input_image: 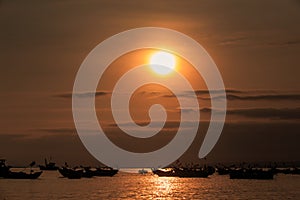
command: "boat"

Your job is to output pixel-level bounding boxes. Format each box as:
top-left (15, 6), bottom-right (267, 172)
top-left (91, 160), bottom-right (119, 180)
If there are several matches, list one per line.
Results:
top-left (58, 166), bottom-right (118, 178)
top-left (138, 168), bottom-right (148, 174)
top-left (282, 167), bottom-right (300, 175)
top-left (0, 159), bottom-right (11, 177)
top-left (152, 167), bottom-right (211, 178)
top-left (3, 171), bottom-right (43, 179)
top-left (176, 168), bottom-right (209, 178)
top-left (216, 167), bottom-right (230, 175)
top-left (39, 158), bottom-right (58, 170)
top-left (94, 167), bottom-right (118, 177)
top-left (58, 167), bottom-right (83, 179)
top-left (82, 167), bottom-right (94, 178)
top-left (1, 160), bottom-right (42, 179)
top-left (229, 168), bottom-right (274, 180)
top-left (152, 168), bottom-right (178, 177)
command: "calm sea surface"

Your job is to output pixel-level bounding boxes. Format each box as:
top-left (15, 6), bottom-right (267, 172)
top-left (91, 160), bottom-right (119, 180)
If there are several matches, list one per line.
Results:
top-left (0, 170), bottom-right (299, 200)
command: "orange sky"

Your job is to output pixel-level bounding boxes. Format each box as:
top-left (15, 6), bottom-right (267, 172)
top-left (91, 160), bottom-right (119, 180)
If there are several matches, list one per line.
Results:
top-left (0, 0), bottom-right (299, 166)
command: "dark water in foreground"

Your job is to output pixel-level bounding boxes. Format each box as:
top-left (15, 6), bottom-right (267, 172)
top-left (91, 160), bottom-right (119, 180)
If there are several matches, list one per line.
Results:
top-left (0, 170), bottom-right (299, 200)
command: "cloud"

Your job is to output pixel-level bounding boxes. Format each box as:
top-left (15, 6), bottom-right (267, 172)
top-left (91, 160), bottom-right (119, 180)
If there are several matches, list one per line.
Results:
top-left (195, 89), bottom-right (300, 101)
top-left (225, 94), bottom-right (300, 101)
top-left (162, 88), bottom-right (244, 98)
top-left (218, 36), bottom-right (248, 46)
top-left (227, 107), bottom-right (300, 120)
top-left (36, 128), bottom-right (76, 134)
top-left (54, 89), bottom-right (300, 102)
top-left (108, 120), bottom-right (197, 131)
top-left (162, 89), bottom-right (300, 102)
top-left (194, 89), bottom-right (243, 95)
top-left (177, 106), bottom-right (300, 120)
top-left (54, 91), bottom-right (110, 99)
top-left (197, 93), bottom-right (300, 101)
top-left (266, 40), bottom-right (300, 47)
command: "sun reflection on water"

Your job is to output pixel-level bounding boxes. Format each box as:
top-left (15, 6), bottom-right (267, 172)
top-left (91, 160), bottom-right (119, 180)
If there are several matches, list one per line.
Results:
top-left (153, 177), bottom-right (176, 198)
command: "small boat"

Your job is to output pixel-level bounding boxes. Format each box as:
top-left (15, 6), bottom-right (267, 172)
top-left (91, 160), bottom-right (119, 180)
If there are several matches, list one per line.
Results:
top-left (176, 168), bottom-right (209, 178)
top-left (0, 159), bottom-right (11, 177)
top-left (58, 167), bottom-right (83, 179)
top-left (216, 167), bottom-right (230, 175)
top-left (138, 168), bottom-right (148, 174)
top-left (229, 168), bottom-right (274, 180)
top-left (39, 158), bottom-right (58, 170)
top-left (1, 160), bottom-right (42, 179)
top-left (152, 167), bottom-right (211, 178)
top-left (94, 167), bottom-right (118, 177)
top-left (77, 166), bottom-right (118, 177)
top-left (282, 167), bottom-right (300, 175)
top-left (152, 168), bottom-right (178, 177)
top-left (58, 166), bottom-right (118, 178)
top-left (3, 171), bottom-right (43, 179)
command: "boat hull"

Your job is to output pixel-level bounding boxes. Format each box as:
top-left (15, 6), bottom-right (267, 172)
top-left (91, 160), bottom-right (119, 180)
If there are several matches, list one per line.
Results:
top-left (229, 169), bottom-right (274, 180)
top-left (3, 171), bottom-right (43, 179)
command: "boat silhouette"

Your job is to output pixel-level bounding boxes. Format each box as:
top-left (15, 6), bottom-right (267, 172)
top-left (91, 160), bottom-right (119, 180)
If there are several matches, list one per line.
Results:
top-left (0, 159), bottom-right (11, 177)
top-left (39, 158), bottom-right (59, 170)
top-left (1, 160), bottom-right (42, 179)
top-left (138, 168), bottom-right (148, 174)
top-left (229, 168), bottom-right (274, 180)
top-left (3, 170), bottom-right (43, 179)
top-left (58, 167), bottom-right (83, 179)
top-left (152, 167), bottom-right (211, 178)
top-left (58, 166), bottom-right (118, 179)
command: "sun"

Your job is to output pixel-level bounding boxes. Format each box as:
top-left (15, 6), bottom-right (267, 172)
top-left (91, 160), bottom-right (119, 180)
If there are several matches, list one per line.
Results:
top-left (149, 51), bottom-right (176, 75)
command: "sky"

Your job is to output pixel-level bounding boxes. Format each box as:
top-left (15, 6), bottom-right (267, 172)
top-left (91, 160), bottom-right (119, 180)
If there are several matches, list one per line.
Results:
top-left (0, 0), bottom-right (299, 166)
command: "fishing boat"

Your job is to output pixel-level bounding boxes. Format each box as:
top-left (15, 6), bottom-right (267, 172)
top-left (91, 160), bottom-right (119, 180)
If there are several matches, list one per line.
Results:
top-left (94, 167), bottom-right (118, 177)
top-left (176, 168), bottom-right (210, 178)
top-left (138, 168), bottom-right (148, 174)
top-left (229, 168), bottom-right (274, 180)
top-left (216, 167), bottom-right (230, 175)
top-left (3, 171), bottom-right (43, 179)
top-left (58, 166), bottom-right (118, 178)
top-left (0, 159), bottom-right (11, 177)
top-left (153, 167), bottom-right (212, 178)
top-left (1, 160), bottom-right (42, 179)
top-left (58, 167), bottom-right (83, 179)
top-left (282, 167), bottom-right (300, 175)
top-left (39, 158), bottom-right (58, 170)
top-left (152, 168), bottom-right (178, 177)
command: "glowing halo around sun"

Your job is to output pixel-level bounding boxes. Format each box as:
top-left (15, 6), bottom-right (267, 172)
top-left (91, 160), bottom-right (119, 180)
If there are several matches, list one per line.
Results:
top-left (149, 51), bottom-right (176, 75)
top-left (72, 27), bottom-right (226, 170)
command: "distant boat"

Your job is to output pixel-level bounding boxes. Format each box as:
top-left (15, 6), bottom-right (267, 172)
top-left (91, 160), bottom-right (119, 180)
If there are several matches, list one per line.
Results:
top-left (1, 159), bottom-right (42, 179)
top-left (176, 168), bottom-right (209, 178)
top-left (0, 159), bottom-right (11, 177)
top-left (58, 167), bottom-right (83, 179)
top-left (229, 168), bottom-right (274, 180)
top-left (282, 167), bottom-right (300, 175)
top-left (152, 167), bottom-right (211, 178)
top-left (39, 158), bottom-right (58, 170)
top-left (94, 167), bottom-right (118, 177)
top-left (152, 168), bottom-right (178, 177)
top-left (3, 171), bottom-right (43, 179)
top-left (216, 167), bottom-right (231, 175)
top-left (138, 168), bottom-right (148, 174)
top-left (58, 166), bottom-right (118, 179)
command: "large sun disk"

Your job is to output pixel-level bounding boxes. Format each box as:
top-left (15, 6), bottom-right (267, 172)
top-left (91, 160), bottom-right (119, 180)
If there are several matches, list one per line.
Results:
top-left (150, 51), bottom-right (176, 75)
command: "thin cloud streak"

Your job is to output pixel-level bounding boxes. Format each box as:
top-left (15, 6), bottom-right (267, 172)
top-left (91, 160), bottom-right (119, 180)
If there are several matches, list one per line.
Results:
top-left (54, 91), bottom-right (110, 99)
top-left (182, 107), bottom-right (300, 120)
top-left (162, 89), bottom-right (300, 101)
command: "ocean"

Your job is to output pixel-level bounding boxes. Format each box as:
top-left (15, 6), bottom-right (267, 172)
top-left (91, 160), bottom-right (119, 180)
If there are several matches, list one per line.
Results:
top-left (0, 170), bottom-right (299, 200)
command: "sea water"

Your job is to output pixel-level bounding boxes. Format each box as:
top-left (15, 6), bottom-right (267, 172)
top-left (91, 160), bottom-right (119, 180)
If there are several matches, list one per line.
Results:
top-left (0, 170), bottom-right (299, 199)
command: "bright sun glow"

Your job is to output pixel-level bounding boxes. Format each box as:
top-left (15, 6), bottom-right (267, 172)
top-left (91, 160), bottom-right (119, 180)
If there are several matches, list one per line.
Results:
top-left (149, 51), bottom-right (176, 75)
